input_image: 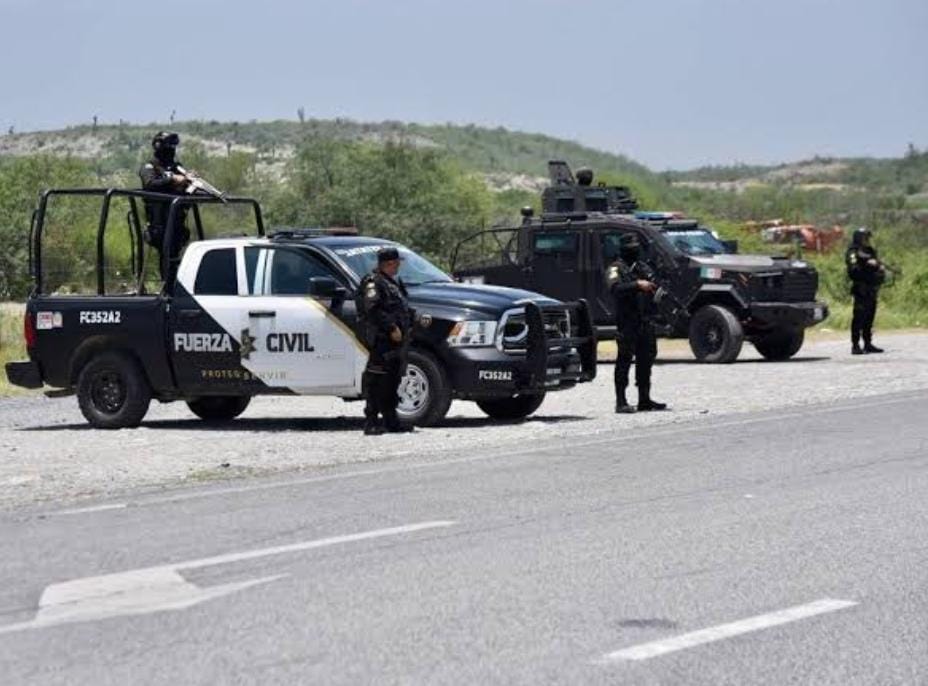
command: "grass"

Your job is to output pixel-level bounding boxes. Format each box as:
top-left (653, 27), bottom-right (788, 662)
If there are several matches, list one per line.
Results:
top-left (0, 304), bottom-right (27, 396)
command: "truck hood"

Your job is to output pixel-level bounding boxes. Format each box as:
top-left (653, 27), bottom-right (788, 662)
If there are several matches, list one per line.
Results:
top-left (689, 254), bottom-right (793, 273)
top-left (407, 282), bottom-right (560, 317)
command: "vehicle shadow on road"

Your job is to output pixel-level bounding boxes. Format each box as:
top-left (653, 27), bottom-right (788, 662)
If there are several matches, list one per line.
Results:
top-left (437, 414), bottom-right (588, 429)
top-left (18, 414), bottom-right (589, 433)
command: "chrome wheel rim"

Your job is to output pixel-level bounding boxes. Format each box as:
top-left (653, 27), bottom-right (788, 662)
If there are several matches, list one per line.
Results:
top-left (397, 364), bottom-right (429, 418)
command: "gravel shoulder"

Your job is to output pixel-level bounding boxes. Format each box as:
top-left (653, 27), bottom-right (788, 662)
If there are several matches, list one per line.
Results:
top-left (1, 332), bottom-right (926, 511)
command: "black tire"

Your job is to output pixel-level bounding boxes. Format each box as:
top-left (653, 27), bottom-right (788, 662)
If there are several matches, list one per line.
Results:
top-left (397, 349), bottom-right (452, 427)
top-left (476, 393), bottom-right (546, 421)
top-left (754, 327), bottom-right (805, 361)
top-left (77, 352), bottom-right (151, 429)
top-left (187, 396), bottom-right (252, 422)
top-left (688, 304), bottom-right (744, 363)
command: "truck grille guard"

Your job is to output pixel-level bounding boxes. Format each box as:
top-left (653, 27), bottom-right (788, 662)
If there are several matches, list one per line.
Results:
top-left (498, 300), bottom-right (597, 386)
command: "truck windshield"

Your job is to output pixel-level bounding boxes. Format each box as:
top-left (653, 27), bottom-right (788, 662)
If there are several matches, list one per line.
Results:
top-left (663, 229), bottom-right (729, 256)
top-left (332, 244), bottom-right (453, 286)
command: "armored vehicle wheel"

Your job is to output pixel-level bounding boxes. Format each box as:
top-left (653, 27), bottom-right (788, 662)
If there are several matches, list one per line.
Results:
top-left (754, 327), bottom-right (804, 361)
top-left (689, 304), bottom-right (744, 363)
top-left (397, 349), bottom-right (452, 427)
top-left (77, 352), bottom-right (151, 429)
top-left (187, 396), bottom-right (252, 422)
top-left (476, 393), bottom-right (546, 421)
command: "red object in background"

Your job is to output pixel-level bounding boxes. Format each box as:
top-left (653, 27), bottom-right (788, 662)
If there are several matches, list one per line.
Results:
top-left (757, 223), bottom-right (846, 253)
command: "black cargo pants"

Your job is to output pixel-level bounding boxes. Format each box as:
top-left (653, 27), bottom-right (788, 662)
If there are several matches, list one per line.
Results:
top-left (614, 326), bottom-right (657, 399)
top-left (363, 341), bottom-right (404, 429)
top-left (851, 289), bottom-right (878, 346)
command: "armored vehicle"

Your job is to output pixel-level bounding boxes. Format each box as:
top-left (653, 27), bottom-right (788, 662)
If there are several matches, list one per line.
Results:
top-left (452, 161), bottom-right (828, 363)
top-left (5, 188), bottom-right (595, 428)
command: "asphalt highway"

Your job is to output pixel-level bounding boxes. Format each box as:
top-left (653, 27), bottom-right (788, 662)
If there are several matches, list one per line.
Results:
top-left (1, 389), bottom-right (927, 684)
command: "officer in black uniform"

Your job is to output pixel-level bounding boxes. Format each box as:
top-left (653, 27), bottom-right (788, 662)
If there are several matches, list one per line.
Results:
top-left (139, 131), bottom-right (191, 283)
top-left (358, 247), bottom-right (414, 435)
top-left (607, 233), bottom-right (668, 413)
top-left (846, 227), bottom-right (885, 355)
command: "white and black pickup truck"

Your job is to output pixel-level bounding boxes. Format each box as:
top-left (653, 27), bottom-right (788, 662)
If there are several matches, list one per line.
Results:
top-left (6, 189), bottom-right (596, 428)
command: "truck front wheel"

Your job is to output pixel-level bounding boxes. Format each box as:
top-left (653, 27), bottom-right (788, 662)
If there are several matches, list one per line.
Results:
top-left (476, 393), bottom-right (546, 421)
top-left (754, 327), bottom-right (805, 361)
top-left (187, 396), bottom-right (252, 422)
top-left (77, 352), bottom-right (152, 429)
top-left (689, 304), bottom-right (744, 363)
top-left (397, 349), bottom-right (452, 427)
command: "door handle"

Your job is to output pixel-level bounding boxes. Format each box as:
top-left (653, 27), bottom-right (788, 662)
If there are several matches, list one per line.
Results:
top-left (248, 310), bottom-right (276, 318)
top-left (179, 308), bottom-right (202, 320)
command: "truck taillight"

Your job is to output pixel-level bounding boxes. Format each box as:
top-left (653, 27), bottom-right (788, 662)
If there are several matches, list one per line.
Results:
top-left (23, 311), bottom-right (36, 350)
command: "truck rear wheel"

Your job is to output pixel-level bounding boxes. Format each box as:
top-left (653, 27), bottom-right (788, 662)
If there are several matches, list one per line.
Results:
top-left (476, 393), bottom-right (546, 421)
top-left (187, 396), bottom-right (252, 422)
top-left (397, 349), bottom-right (452, 427)
top-left (689, 304), bottom-right (744, 363)
top-left (77, 352), bottom-right (151, 429)
top-left (754, 327), bottom-right (805, 361)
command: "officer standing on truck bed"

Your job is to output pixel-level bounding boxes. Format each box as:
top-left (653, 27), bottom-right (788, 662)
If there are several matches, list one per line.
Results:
top-left (358, 247), bottom-right (415, 435)
top-left (846, 227), bottom-right (885, 355)
top-left (607, 234), bottom-right (668, 413)
top-left (139, 131), bottom-right (191, 284)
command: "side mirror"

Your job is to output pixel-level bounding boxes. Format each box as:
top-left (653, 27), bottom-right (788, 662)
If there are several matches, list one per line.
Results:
top-left (720, 240), bottom-right (739, 254)
top-left (308, 276), bottom-right (341, 298)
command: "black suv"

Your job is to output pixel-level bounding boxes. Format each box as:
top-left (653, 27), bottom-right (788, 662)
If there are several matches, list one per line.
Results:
top-left (452, 161), bottom-right (828, 363)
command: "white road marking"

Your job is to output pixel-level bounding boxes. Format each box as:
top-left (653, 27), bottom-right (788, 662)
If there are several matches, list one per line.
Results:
top-left (0, 520), bottom-right (454, 634)
top-left (601, 598), bottom-right (858, 662)
top-left (48, 503), bottom-right (128, 516)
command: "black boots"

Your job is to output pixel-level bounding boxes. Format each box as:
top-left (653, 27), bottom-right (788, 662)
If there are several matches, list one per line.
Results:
top-left (615, 389), bottom-right (636, 414)
top-left (637, 386), bottom-right (668, 412)
top-left (616, 388), bottom-right (669, 413)
top-left (852, 341), bottom-right (884, 355)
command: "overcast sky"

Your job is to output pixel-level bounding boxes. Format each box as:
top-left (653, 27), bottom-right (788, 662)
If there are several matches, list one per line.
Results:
top-left (1, 0), bottom-right (925, 169)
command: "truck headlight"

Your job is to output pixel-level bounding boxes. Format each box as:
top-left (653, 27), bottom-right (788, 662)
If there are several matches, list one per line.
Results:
top-left (447, 320), bottom-right (497, 347)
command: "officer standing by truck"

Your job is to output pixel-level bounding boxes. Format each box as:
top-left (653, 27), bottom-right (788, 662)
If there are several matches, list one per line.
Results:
top-left (846, 227), bottom-right (885, 355)
top-left (139, 131), bottom-right (191, 283)
top-left (607, 234), bottom-right (668, 413)
top-left (358, 247), bottom-right (415, 435)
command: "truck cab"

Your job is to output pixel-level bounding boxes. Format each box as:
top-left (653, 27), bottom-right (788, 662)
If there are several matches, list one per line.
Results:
top-left (6, 188), bottom-right (596, 428)
top-left (452, 161), bottom-right (829, 363)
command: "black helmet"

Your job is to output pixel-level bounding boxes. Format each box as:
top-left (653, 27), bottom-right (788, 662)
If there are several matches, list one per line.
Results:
top-left (852, 227), bottom-right (872, 246)
top-left (152, 131), bottom-right (179, 150)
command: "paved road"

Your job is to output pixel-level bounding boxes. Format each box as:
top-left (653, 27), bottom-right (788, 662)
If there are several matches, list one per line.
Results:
top-left (1, 389), bottom-right (927, 684)
top-left (2, 332), bottom-right (927, 509)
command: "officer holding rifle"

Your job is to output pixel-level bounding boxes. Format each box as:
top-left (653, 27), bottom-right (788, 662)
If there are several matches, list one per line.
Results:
top-left (139, 131), bottom-right (192, 283)
top-left (607, 233), bottom-right (669, 414)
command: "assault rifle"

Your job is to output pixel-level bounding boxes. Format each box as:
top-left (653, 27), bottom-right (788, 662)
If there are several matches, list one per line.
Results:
top-left (877, 259), bottom-right (902, 287)
top-left (632, 260), bottom-right (690, 323)
top-left (175, 165), bottom-right (228, 203)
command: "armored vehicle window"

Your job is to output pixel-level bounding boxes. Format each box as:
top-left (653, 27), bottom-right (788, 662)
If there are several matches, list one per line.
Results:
top-left (533, 232), bottom-right (578, 255)
top-left (194, 248), bottom-right (238, 296)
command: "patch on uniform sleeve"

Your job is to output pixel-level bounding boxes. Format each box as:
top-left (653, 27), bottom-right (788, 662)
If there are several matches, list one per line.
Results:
top-left (606, 265), bottom-right (620, 285)
top-left (849, 252), bottom-right (858, 264)
top-left (364, 281), bottom-right (378, 301)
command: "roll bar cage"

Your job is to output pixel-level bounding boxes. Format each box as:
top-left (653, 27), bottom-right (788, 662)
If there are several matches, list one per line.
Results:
top-left (30, 188), bottom-right (264, 295)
